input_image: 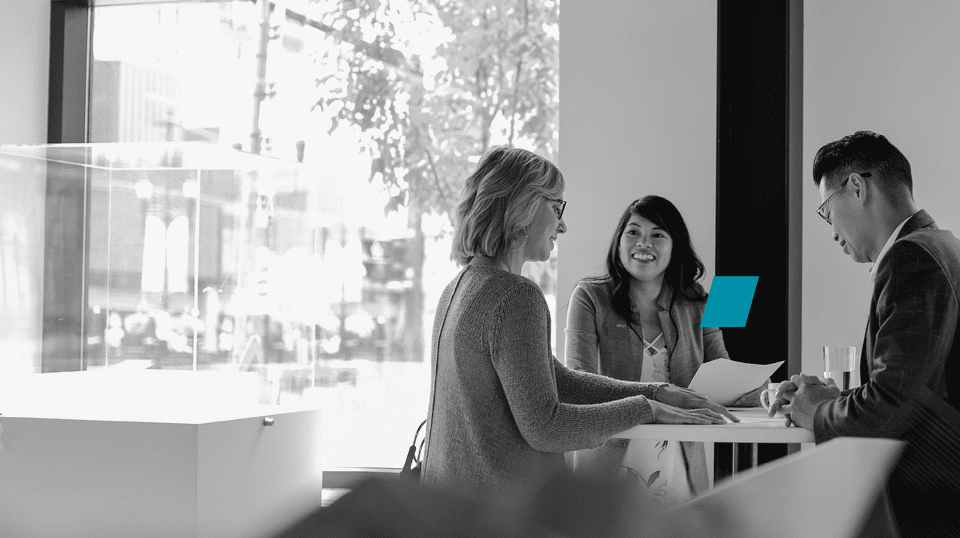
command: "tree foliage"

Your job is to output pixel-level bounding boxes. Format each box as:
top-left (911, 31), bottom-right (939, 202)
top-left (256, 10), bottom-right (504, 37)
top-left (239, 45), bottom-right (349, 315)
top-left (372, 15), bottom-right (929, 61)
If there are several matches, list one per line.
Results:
top-left (309, 0), bottom-right (560, 359)
top-left (312, 0), bottom-right (560, 222)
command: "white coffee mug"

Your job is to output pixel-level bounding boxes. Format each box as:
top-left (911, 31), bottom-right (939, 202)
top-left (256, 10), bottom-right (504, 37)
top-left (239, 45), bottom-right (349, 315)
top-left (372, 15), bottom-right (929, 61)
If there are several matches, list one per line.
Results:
top-left (759, 382), bottom-right (781, 411)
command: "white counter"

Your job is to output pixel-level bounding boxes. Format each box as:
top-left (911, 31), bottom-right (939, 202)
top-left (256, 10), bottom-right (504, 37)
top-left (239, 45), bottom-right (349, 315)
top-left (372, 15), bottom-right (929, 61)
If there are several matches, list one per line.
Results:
top-left (0, 370), bottom-right (324, 538)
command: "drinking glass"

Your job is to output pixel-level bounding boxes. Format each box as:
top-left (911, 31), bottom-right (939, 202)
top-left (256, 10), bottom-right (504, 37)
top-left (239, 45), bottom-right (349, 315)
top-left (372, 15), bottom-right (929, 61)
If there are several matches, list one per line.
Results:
top-left (823, 346), bottom-right (857, 390)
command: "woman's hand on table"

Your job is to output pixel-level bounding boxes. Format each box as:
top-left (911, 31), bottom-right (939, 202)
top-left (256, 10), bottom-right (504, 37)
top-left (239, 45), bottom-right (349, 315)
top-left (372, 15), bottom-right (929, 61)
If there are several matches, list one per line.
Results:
top-left (654, 384), bottom-right (739, 423)
top-left (648, 400), bottom-right (728, 424)
top-left (732, 378), bottom-right (770, 408)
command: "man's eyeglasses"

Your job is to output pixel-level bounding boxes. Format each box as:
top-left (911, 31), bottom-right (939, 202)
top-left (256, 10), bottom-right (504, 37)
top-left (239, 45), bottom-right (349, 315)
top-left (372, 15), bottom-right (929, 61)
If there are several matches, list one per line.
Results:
top-left (817, 172), bottom-right (871, 225)
top-left (546, 196), bottom-right (567, 220)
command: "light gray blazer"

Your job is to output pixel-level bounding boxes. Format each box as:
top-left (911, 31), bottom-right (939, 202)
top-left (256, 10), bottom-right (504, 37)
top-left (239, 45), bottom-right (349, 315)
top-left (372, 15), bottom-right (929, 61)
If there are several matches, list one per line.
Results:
top-left (565, 279), bottom-right (729, 386)
top-left (564, 278), bottom-right (730, 493)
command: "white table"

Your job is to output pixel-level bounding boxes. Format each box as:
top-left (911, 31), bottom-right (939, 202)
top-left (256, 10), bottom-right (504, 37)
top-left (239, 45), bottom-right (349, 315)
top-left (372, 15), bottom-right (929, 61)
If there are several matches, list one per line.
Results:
top-left (615, 408), bottom-right (814, 443)
top-left (613, 408), bottom-right (814, 484)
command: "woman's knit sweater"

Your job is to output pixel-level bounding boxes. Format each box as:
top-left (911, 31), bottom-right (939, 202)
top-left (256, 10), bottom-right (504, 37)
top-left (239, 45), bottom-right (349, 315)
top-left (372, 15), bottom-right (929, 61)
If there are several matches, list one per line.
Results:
top-left (421, 265), bottom-right (665, 500)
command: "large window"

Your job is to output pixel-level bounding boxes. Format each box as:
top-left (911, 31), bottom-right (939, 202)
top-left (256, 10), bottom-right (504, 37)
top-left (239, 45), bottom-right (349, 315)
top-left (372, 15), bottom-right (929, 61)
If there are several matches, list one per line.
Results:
top-left (59, 0), bottom-right (560, 470)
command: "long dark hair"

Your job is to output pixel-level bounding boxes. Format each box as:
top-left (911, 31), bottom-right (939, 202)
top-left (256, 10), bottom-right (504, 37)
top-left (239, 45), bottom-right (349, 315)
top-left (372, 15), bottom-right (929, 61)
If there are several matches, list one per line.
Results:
top-left (593, 195), bottom-right (707, 325)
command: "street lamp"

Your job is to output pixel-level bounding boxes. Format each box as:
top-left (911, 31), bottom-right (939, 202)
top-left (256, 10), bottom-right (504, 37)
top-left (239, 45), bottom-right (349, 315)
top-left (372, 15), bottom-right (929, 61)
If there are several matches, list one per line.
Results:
top-left (182, 176), bottom-right (200, 368)
top-left (182, 177), bottom-right (199, 295)
top-left (134, 176), bottom-right (158, 364)
top-left (134, 176), bottom-right (169, 307)
top-left (182, 177), bottom-right (200, 203)
top-left (135, 178), bottom-right (154, 301)
top-left (135, 177), bottom-right (154, 220)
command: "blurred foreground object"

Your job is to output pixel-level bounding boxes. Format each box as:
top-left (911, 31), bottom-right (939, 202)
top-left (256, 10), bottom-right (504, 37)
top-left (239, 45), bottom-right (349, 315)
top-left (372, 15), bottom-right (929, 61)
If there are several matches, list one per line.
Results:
top-left (273, 470), bottom-right (742, 538)
top-left (680, 437), bottom-right (904, 538)
top-left (275, 437), bottom-right (902, 538)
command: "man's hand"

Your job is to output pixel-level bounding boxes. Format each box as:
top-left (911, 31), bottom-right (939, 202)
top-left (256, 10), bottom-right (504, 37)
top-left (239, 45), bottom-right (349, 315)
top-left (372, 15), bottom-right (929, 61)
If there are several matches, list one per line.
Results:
top-left (772, 373), bottom-right (841, 431)
top-left (767, 379), bottom-right (797, 425)
top-left (655, 384), bottom-right (740, 423)
top-left (768, 374), bottom-right (824, 416)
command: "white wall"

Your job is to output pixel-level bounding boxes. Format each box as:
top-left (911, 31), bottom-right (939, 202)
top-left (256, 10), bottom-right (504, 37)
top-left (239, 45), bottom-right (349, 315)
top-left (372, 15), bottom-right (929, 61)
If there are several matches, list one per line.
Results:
top-left (803, 0), bottom-right (960, 374)
top-left (557, 0), bottom-right (717, 361)
top-left (0, 0), bottom-right (49, 144)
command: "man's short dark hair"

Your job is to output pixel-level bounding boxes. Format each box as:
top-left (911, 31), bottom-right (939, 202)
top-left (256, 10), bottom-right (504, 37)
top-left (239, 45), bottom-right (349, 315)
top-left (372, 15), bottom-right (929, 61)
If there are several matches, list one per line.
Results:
top-left (812, 131), bottom-right (913, 197)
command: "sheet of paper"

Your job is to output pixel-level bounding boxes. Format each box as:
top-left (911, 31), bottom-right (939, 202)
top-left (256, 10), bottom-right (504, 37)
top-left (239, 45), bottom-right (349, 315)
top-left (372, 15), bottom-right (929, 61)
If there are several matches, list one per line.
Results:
top-left (687, 358), bottom-right (783, 406)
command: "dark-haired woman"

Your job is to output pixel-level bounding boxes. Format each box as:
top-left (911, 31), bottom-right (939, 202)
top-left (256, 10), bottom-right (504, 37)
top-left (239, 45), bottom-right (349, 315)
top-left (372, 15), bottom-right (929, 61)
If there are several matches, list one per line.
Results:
top-left (564, 195), bottom-right (764, 503)
top-left (422, 152), bottom-right (738, 503)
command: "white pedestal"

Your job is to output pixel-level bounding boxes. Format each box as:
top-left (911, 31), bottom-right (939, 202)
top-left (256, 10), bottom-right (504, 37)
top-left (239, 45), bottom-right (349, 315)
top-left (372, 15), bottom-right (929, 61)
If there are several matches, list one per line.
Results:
top-left (0, 371), bottom-right (323, 538)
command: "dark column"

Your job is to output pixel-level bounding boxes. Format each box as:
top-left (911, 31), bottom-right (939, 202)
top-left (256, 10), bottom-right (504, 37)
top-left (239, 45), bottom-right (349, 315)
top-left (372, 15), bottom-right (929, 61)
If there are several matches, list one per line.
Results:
top-left (716, 0), bottom-right (802, 381)
top-left (714, 0), bottom-right (804, 472)
top-left (43, 1), bottom-right (92, 372)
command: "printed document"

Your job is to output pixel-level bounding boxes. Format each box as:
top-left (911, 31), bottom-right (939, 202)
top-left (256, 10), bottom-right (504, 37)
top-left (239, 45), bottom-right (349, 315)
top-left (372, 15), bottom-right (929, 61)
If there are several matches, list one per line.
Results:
top-left (688, 358), bottom-right (783, 406)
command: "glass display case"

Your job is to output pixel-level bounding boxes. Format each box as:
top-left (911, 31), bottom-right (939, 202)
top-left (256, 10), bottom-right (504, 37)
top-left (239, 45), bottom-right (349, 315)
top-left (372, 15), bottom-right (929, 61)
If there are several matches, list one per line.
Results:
top-left (0, 142), bottom-right (334, 536)
top-left (0, 141), bottom-right (345, 408)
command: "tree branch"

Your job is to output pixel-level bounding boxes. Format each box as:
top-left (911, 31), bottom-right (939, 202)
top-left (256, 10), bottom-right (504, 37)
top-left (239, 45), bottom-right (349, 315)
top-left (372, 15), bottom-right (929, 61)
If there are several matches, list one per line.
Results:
top-left (423, 145), bottom-right (453, 218)
top-left (508, 0), bottom-right (531, 146)
top-left (271, 1), bottom-right (423, 79)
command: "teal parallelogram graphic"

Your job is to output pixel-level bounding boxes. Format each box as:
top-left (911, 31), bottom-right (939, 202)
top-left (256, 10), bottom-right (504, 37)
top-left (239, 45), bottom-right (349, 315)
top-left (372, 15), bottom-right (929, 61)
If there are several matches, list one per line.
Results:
top-left (701, 276), bottom-right (759, 328)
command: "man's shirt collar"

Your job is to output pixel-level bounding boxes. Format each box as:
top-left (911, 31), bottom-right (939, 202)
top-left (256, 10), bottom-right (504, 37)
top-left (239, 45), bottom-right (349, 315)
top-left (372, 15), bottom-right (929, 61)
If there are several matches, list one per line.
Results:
top-left (870, 213), bottom-right (916, 279)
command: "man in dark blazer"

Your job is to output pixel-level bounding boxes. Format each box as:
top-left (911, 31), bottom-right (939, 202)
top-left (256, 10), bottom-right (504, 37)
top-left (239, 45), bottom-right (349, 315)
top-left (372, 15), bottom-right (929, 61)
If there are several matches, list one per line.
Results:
top-left (772, 131), bottom-right (960, 537)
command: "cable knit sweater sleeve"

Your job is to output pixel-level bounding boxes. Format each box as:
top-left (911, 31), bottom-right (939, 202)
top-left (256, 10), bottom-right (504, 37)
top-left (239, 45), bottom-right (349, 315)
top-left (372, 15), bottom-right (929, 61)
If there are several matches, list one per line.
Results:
top-left (554, 358), bottom-right (664, 404)
top-left (487, 278), bottom-right (657, 453)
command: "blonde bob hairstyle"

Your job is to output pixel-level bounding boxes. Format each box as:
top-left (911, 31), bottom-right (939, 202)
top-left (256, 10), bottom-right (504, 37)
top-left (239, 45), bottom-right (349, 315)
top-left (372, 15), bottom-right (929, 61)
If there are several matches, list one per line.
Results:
top-left (452, 147), bottom-right (564, 266)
